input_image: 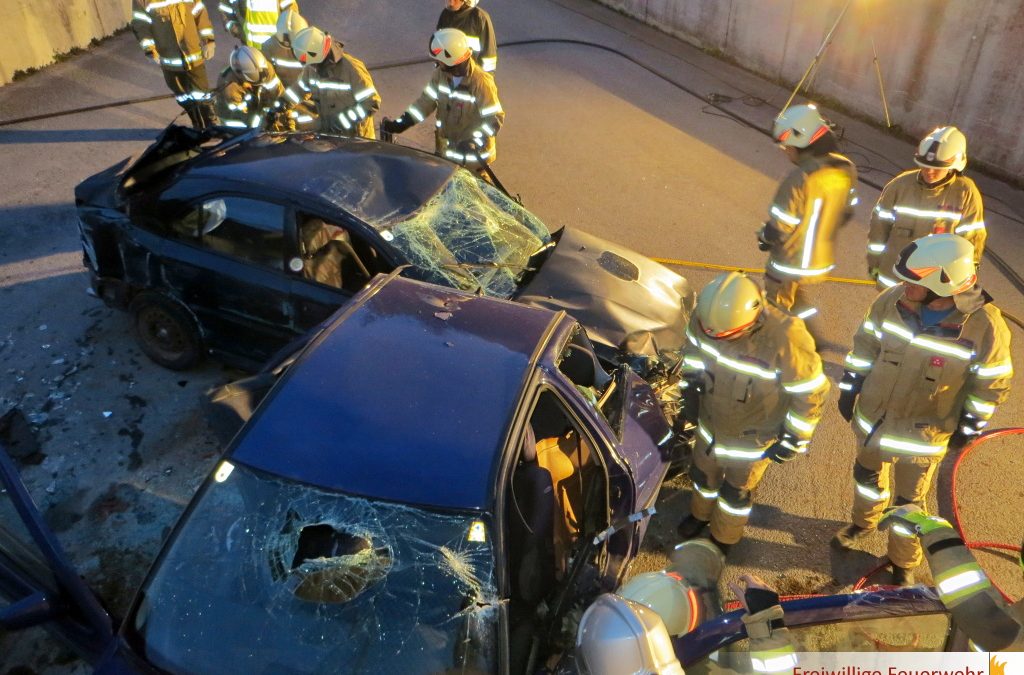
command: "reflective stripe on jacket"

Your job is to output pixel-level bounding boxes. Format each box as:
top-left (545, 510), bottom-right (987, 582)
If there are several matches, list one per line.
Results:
top-left (406, 58), bottom-right (504, 169)
top-left (214, 65), bottom-right (283, 129)
top-left (221, 0), bottom-right (297, 48)
top-left (259, 36), bottom-right (304, 88)
top-left (920, 525), bottom-right (1023, 651)
top-left (868, 170), bottom-right (986, 287)
top-left (742, 605), bottom-right (798, 674)
top-left (132, 0), bottom-right (214, 71)
top-left (845, 285), bottom-right (1013, 459)
top-left (679, 304), bottom-right (829, 462)
top-left (764, 152), bottom-right (858, 282)
top-left (290, 51), bottom-right (379, 139)
top-left (436, 5), bottom-right (498, 72)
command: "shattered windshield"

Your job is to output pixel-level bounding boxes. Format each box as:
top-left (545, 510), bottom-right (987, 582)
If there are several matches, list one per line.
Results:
top-left (385, 170), bottom-right (552, 299)
top-left (129, 462), bottom-right (499, 674)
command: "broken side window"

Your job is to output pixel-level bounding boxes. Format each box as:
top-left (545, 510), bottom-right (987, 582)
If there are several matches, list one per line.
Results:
top-left (127, 462), bottom-right (498, 674)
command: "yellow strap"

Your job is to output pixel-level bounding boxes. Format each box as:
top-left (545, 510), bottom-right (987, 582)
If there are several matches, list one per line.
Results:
top-left (650, 257), bottom-right (875, 286)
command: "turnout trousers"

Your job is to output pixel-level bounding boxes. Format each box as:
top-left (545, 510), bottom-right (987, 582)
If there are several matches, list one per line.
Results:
top-left (850, 434), bottom-right (940, 569)
top-left (163, 67), bottom-right (215, 129)
top-left (689, 434), bottom-right (772, 545)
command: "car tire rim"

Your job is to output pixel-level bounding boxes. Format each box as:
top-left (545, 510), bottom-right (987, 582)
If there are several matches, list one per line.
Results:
top-left (138, 306), bottom-right (189, 361)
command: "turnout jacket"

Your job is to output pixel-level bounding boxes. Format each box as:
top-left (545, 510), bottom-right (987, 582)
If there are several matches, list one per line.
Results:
top-left (920, 523), bottom-right (1023, 651)
top-left (679, 304), bottom-right (829, 463)
top-left (436, 5), bottom-right (498, 72)
top-left (219, 0), bottom-right (297, 48)
top-left (131, 0), bottom-right (215, 72)
top-left (214, 65), bottom-right (284, 129)
top-left (286, 48), bottom-right (380, 139)
top-left (406, 58), bottom-right (505, 169)
top-left (259, 36), bottom-right (304, 88)
top-left (868, 170), bottom-right (986, 287)
top-left (845, 285), bottom-right (1013, 460)
top-left (743, 605), bottom-right (798, 674)
top-left (763, 152), bottom-right (858, 283)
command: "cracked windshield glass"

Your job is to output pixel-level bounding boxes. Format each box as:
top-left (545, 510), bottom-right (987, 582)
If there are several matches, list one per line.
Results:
top-left (128, 462), bottom-right (498, 675)
top-left (385, 170), bottom-right (551, 299)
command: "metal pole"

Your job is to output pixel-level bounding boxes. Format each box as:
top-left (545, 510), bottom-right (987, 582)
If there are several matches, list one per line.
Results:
top-left (871, 36), bottom-right (893, 128)
top-left (781, 0), bottom-right (856, 113)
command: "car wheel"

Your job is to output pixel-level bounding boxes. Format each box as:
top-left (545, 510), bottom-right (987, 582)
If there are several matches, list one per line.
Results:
top-left (130, 293), bottom-right (203, 370)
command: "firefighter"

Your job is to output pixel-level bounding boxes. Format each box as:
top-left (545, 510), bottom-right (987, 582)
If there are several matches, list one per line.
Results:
top-left (131, 0), bottom-right (217, 129)
top-left (220, 0), bottom-right (298, 49)
top-left (214, 46), bottom-right (284, 130)
top-left (880, 505), bottom-right (1023, 651)
top-left (283, 26), bottom-right (380, 138)
top-left (259, 8), bottom-right (307, 89)
top-left (832, 234), bottom-right (1013, 585)
top-left (381, 29), bottom-right (504, 174)
top-left (758, 104), bottom-right (858, 322)
top-left (437, 0), bottom-right (498, 72)
top-left (867, 126), bottom-right (985, 289)
top-left (675, 272), bottom-right (829, 552)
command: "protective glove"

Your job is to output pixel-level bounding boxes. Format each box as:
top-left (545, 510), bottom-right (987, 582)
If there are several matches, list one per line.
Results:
top-left (456, 137), bottom-right (483, 154)
top-left (756, 223), bottom-right (771, 252)
top-left (764, 431), bottom-right (805, 464)
top-left (949, 411), bottom-right (988, 450)
top-left (879, 504), bottom-right (952, 538)
top-left (837, 370), bottom-right (863, 422)
top-left (380, 114), bottom-right (414, 135)
top-left (678, 376), bottom-right (702, 425)
top-left (202, 40), bottom-right (216, 61)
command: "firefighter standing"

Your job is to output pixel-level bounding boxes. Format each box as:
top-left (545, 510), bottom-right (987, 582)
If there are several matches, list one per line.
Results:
top-left (284, 27), bottom-right (380, 138)
top-left (758, 104), bottom-right (858, 322)
top-left (382, 29), bottom-right (505, 174)
top-left (220, 0), bottom-right (298, 49)
top-left (259, 9), bottom-right (307, 89)
top-left (881, 505), bottom-right (1023, 651)
top-left (675, 272), bottom-right (829, 552)
top-left (833, 234), bottom-right (1013, 585)
top-left (214, 46), bottom-right (284, 130)
top-left (437, 0), bottom-right (498, 72)
top-left (868, 126), bottom-right (986, 289)
top-left (131, 0), bottom-right (217, 129)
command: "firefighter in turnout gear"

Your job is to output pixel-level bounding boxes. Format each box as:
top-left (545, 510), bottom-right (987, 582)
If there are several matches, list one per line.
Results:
top-left (284, 27), bottom-right (381, 138)
top-left (880, 505), bottom-right (1023, 651)
top-left (381, 29), bottom-right (505, 173)
top-left (259, 9), bottom-right (307, 88)
top-left (214, 46), bottom-right (284, 130)
top-left (833, 234), bottom-right (1013, 585)
top-left (868, 126), bottom-right (986, 289)
top-left (220, 0), bottom-right (298, 48)
top-left (131, 0), bottom-right (217, 129)
top-left (759, 104), bottom-right (858, 322)
top-left (675, 272), bottom-right (829, 551)
top-left (437, 0), bottom-right (498, 72)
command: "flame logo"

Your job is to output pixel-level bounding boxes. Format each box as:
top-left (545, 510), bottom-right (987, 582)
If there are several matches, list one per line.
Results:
top-left (990, 656), bottom-right (1006, 675)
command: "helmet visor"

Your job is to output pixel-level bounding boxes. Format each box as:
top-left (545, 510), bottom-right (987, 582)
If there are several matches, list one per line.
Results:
top-left (699, 317), bottom-right (756, 340)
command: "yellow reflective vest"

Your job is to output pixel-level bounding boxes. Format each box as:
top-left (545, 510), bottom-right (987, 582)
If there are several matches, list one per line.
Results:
top-left (287, 51), bottom-right (380, 139)
top-left (679, 304), bottom-right (829, 462)
top-left (259, 36), bottom-right (304, 89)
top-left (220, 0), bottom-right (297, 48)
top-left (214, 65), bottom-right (284, 129)
top-left (845, 285), bottom-right (1013, 460)
top-left (763, 152), bottom-right (858, 283)
top-left (406, 58), bottom-right (504, 169)
top-left (868, 170), bottom-right (986, 287)
top-left (131, 0), bottom-right (214, 72)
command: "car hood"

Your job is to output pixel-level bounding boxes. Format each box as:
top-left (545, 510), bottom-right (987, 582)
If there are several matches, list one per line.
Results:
top-left (74, 157), bottom-right (130, 210)
top-left (515, 227), bottom-right (694, 355)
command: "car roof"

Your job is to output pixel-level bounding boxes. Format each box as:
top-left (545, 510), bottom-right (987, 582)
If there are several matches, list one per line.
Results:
top-left (184, 133), bottom-right (457, 228)
top-left (230, 275), bottom-right (563, 511)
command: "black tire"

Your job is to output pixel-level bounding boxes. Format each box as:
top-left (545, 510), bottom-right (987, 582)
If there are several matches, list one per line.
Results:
top-left (130, 292), bottom-right (203, 370)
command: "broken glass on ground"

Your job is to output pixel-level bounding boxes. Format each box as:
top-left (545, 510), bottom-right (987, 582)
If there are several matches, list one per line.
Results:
top-left (129, 463), bottom-right (499, 674)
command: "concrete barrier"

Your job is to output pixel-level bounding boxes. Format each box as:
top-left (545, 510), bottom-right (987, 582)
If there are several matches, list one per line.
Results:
top-left (593, 0), bottom-right (1024, 179)
top-left (0, 0), bottom-right (130, 86)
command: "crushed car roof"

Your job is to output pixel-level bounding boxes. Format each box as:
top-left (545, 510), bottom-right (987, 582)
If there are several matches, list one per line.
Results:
top-left (185, 132), bottom-right (458, 227)
top-left (230, 275), bottom-right (560, 510)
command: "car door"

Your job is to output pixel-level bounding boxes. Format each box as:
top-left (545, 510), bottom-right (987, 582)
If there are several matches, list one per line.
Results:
top-left (0, 443), bottom-right (115, 664)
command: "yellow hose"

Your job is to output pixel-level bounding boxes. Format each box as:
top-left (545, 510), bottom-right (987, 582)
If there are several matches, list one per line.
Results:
top-left (649, 257), bottom-right (876, 287)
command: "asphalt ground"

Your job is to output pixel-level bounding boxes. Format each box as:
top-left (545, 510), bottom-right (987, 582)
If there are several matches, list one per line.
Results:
top-left (1, 0), bottom-right (1022, 671)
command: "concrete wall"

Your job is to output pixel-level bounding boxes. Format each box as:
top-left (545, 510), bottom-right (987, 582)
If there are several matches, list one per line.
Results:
top-left (594, 0), bottom-right (1024, 178)
top-left (0, 0), bottom-right (130, 85)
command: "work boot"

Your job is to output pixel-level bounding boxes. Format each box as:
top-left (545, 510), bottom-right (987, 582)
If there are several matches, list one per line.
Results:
top-left (891, 563), bottom-right (914, 587)
top-left (709, 534), bottom-right (732, 556)
top-left (677, 515), bottom-right (709, 540)
top-left (831, 524), bottom-right (874, 550)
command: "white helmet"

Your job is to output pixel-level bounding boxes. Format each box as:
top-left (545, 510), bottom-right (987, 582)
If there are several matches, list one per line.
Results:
top-left (275, 9), bottom-right (308, 46)
top-left (618, 571), bottom-right (696, 637)
top-left (576, 594), bottom-right (685, 675)
top-left (229, 45), bottom-right (270, 84)
top-left (893, 234), bottom-right (977, 297)
top-left (292, 26), bottom-right (332, 65)
top-left (430, 28), bottom-right (472, 67)
top-left (696, 272), bottom-right (764, 339)
top-left (668, 538), bottom-right (726, 590)
top-left (773, 104), bottom-right (831, 149)
top-left (914, 126), bottom-right (967, 172)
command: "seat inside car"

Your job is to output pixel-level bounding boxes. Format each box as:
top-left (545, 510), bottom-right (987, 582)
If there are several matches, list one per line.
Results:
top-left (298, 218), bottom-right (372, 291)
